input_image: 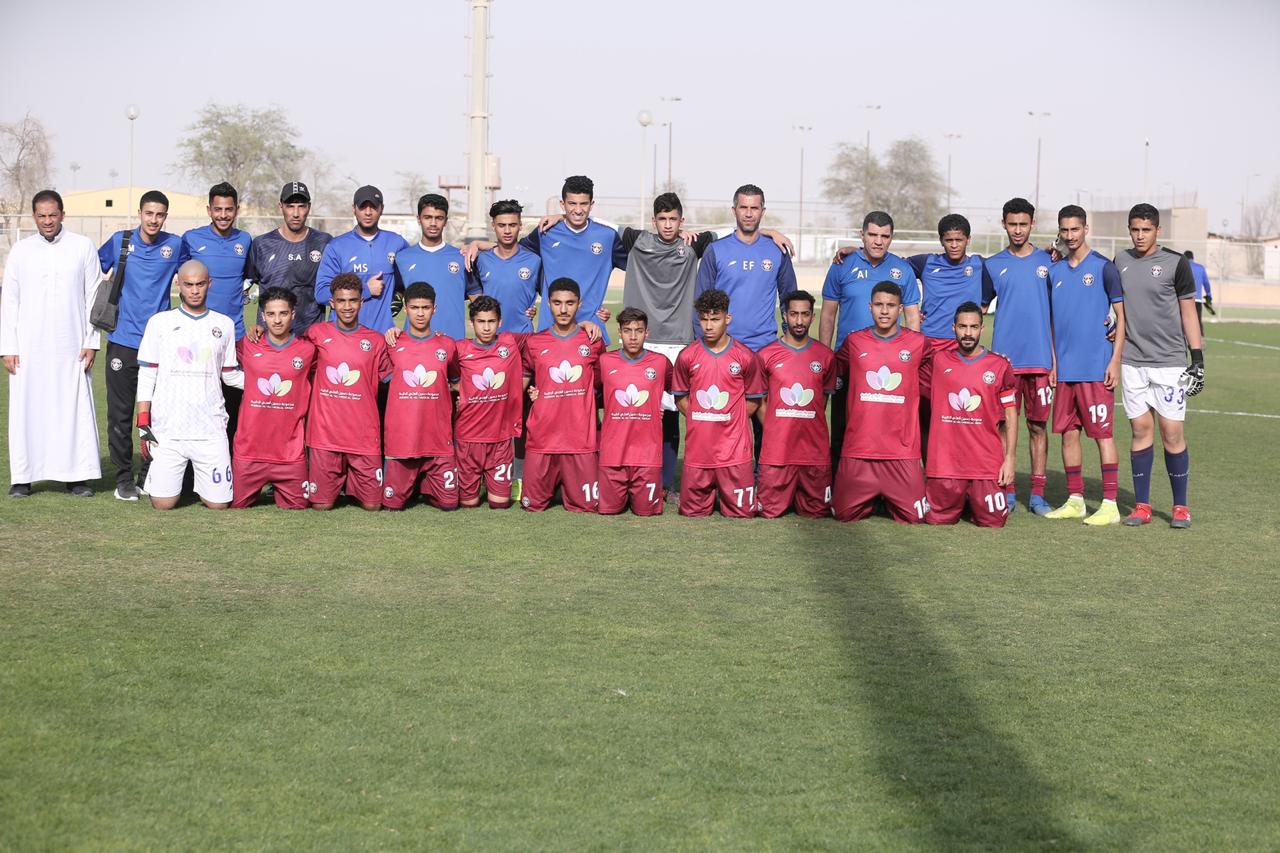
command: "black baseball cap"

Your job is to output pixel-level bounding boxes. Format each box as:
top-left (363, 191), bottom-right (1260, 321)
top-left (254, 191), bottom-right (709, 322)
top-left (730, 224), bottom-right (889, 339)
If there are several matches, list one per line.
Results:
top-left (280, 181), bottom-right (311, 203)
top-left (353, 185), bottom-right (384, 207)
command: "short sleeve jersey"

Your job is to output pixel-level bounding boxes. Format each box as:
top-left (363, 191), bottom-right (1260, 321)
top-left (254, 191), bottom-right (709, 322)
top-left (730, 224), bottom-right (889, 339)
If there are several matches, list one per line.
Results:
top-left (384, 330), bottom-right (459, 458)
top-left (315, 229), bottom-right (410, 333)
top-left (523, 328), bottom-right (606, 453)
top-left (837, 327), bottom-right (930, 461)
top-left (757, 338), bottom-right (837, 466)
top-left (598, 348), bottom-right (671, 468)
top-left (393, 243), bottom-right (480, 340)
top-left (1050, 251), bottom-right (1124, 382)
top-left (910, 253), bottom-right (992, 340)
top-left (302, 322), bottom-right (393, 455)
top-left (987, 247), bottom-right (1054, 372)
top-left (925, 348), bottom-right (1016, 480)
top-left (454, 333), bottom-right (527, 443)
top-left (182, 225), bottom-right (251, 338)
top-left (820, 250), bottom-right (920, 346)
top-left (694, 234), bottom-right (798, 351)
top-left (137, 307), bottom-right (238, 439)
top-left (472, 247), bottom-right (541, 335)
top-left (673, 338), bottom-right (763, 468)
top-left (235, 335), bottom-right (317, 464)
top-left (522, 220), bottom-right (626, 344)
top-left (1116, 247), bottom-right (1195, 368)
top-left (98, 230), bottom-right (189, 349)
top-left (246, 228), bottom-right (333, 335)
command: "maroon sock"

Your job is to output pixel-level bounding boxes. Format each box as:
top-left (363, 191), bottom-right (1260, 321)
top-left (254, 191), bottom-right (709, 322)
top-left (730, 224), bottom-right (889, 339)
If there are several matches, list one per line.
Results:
top-left (1066, 466), bottom-right (1084, 496)
top-left (1102, 463), bottom-right (1119, 501)
top-left (1031, 474), bottom-right (1047, 497)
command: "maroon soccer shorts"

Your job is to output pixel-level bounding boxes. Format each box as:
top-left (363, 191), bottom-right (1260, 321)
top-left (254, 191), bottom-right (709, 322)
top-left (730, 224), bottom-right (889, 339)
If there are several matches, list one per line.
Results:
top-left (1014, 372), bottom-right (1053, 423)
top-left (925, 477), bottom-right (1009, 527)
top-left (679, 462), bottom-right (757, 518)
top-left (598, 464), bottom-right (664, 516)
top-left (231, 458), bottom-right (309, 509)
top-left (308, 448), bottom-right (383, 507)
top-left (1053, 380), bottom-right (1115, 439)
top-left (382, 456), bottom-right (460, 510)
top-left (455, 439), bottom-right (514, 506)
top-left (522, 451), bottom-right (599, 512)
top-left (833, 457), bottom-right (928, 523)
top-left (757, 463), bottom-right (831, 519)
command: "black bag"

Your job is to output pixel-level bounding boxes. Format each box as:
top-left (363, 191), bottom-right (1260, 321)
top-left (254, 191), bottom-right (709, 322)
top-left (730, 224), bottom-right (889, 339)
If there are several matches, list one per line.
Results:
top-left (90, 229), bottom-right (132, 333)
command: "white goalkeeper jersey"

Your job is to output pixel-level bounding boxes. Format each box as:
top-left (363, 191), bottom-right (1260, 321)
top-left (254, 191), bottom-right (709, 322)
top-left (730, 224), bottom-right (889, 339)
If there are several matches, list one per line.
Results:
top-left (137, 307), bottom-right (239, 439)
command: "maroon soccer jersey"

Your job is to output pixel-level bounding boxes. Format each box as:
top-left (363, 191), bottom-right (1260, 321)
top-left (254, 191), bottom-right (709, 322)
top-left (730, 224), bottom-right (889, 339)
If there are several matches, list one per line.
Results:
top-left (598, 349), bottom-right (671, 468)
top-left (384, 330), bottom-right (459, 458)
top-left (673, 338), bottom-right (763, 468)
top-left (454, 333), bottom-right (527, 443)
top-left (758, 339), bottom-right (836, 466)
top-left (837, 327), bottom-right (930, 461)
top-left (523, 328), bottom-right (605, 453)
top-left (303, 323), bottom-right (393, 455)
top-left (234, 335), bottom-right (317, 464)
top-left (925, 347), bottom-right (1017, 480)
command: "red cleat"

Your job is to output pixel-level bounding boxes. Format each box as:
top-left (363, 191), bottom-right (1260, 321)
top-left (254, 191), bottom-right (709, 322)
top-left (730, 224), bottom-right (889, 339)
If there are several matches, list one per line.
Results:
top-left (1123, 503), bottom-right (1153, 526)
top-left (1170, 505), bottom-right (1192, 529)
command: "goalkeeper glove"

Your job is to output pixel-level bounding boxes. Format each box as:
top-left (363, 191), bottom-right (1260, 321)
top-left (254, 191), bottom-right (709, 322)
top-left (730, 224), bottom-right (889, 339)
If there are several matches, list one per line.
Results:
top-left (1181, 348), bottom-right (1205, 397)
top-left (1203, 295), bottom-right (1216, 316)
top-left (137, 411), bottom-right (158, 461)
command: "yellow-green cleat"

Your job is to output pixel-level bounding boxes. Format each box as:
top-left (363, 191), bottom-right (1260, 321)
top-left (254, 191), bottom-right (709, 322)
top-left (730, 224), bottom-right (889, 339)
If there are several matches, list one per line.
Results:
top-left (1045, 495), bottom-right (1086, 520)
top-left (1083, 499), bottom-right (1121, 526)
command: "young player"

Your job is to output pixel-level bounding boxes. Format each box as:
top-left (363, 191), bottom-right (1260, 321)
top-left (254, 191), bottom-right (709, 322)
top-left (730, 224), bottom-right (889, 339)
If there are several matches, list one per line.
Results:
top-left (1044, 206), bottom-right (1127, 525)
top-left (470, 199), bottom-right (542, 334)
top-left (756, 290), bottom-right (837, 518)
top-left (454, 295), bottom-right (528, 509)
top-left (231, 287), bottom-right (317, 509)
top-left (379, 283), bottom-right (460, 511)
top-left (832, 281), bottom-right (931, 523)
top-left (393, 194), bottom-right (479, 340)
top-left (673, 289), bottom-right (764, 518)
top-left (134, 260), bottom-right (243, 510)
top-left (596, 308), bottom-right (671, 515)
top-left (908, 214), bottom-right (994, 351)
top-left (182, 182), bottom-right (251, 340)
top-left (924, 303), bottom-right (1018, 527)
top-left (302, 273), bottom-right (393, 511)
top-left (315, 185), bottom-right (409, 333)
top-left (1116, 204), bottom-right (1203, 528)
top-left (986, 198), bottom-right (1055, 514)
top-left (521, 279), bottom-right (605, 512)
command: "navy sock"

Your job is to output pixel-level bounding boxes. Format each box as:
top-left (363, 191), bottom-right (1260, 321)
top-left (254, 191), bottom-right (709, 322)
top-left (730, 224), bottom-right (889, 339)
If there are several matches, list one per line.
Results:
top-left (1165, 448), bottom-right (1190, 506)
top-left (1131, 446), bottom-right (1154, 504)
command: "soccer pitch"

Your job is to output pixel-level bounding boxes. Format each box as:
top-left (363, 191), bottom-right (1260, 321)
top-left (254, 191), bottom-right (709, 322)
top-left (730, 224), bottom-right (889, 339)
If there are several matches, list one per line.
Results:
top-left (2, 317), bottom-right (1278, 849)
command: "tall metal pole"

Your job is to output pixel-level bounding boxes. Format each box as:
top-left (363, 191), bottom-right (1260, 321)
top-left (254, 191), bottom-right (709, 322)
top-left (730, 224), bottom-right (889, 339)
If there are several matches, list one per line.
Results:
top-left (637, 111), bottom-right (652, 226)
top-left (126, 104), bottom-right (139, 213)
top-left (1033, 136), bottom-right (1041, 212)
top-left (464, 0), bottom-right (491, 240)
top-left (1027, 111), bottom-right (1050, 212)
top-left (1142, 138), bottom-right (1150, 201)
top-left (793, 125), bottom-right (812, 262)
top-left (944, 132), bottom-right (961, 211)
top-left (862, 105), bottom-right (880, 213)
top-left (667, 121), bottom-right (673, 191)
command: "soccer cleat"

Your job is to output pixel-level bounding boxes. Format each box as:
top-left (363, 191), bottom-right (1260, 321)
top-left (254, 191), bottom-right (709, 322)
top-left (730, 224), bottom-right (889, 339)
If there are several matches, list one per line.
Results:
top-left (65, 482), bottom-right (94, 498)
top-left (509, 478), bottom-right (522, 504)
top-left (9, 483), bottom-right (32, 498)
top-left (114, 482), bottom-right (140, 502)
top-left (1170, 505), bottom-right (1192, 529)
top-left (1045, 495), bottom-right (1086, 519)
top-left (1123, 503), bottom-right (1153, 526)
top-left (1005, 492), bottom-right (1018, 513)
top-left (1083, 499), bottom-right (1121, 526)
top-left (1028, 495), bottom-right (1052, 516)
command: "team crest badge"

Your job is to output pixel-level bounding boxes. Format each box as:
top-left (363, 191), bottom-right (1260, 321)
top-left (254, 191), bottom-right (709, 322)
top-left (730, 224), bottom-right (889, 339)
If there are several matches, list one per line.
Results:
top-left (644, 367), bottom-right (657, 380)
top-left (577, 344), bottom-right (591, 357)
top-left (1150, 265), bottom-right (1162, 277)
top-left (309, 250), bottom-right (322, 263)
top-left (890, 268), bottom-right (902, 280)
top-left (387, 252), bottom-right (397, 264)
top-left (590, 242), bottom-right (603, 255)
top-left (899, 349), bottom-right (912, 362)
top-left (110, 358), bottom-right (123, 371)
top-left (1036, 265), bottom-right (1048, 278)
top-left (835, 376), bottom-right (845, 390)
top-left (982, 370), bottom-right (996, 385)
top-left (212, 327), bottom-right (223, 338)
top-left (292, 357), bottom-right (304, 370)
top-left (810, 360), bottom-right (823, 373)
top-left (359, 339), bottom-right (372, 351)
top-left (518, 266), bottom-right (532, 280)
top-left (762, 259), bottom-right (774, 272)
top-left (964, 265), bottom-right (974, 277)
top-left (159, 246), bottom-right (173, 259)
top-left (729, 361), bottom-right (742, 375)
top-left (498, 345), bottom-right (510, 358)
top-left (676, 247), bottom-right (686, 258)
top-left (384, 486), bottom-right (395, 499)
top-left (1083, 273), bottom-right (1095, 286)
top-left (448, 261), bottom-right (460, 274)
top-left (435, 348), bottom-right (448, 362)
top-left (234, 243), bottom-right (245, 256)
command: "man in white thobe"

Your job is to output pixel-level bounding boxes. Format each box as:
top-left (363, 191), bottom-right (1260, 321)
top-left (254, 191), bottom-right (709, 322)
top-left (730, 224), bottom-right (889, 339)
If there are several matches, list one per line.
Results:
top-left (1, 189), bottom-right (103, 497)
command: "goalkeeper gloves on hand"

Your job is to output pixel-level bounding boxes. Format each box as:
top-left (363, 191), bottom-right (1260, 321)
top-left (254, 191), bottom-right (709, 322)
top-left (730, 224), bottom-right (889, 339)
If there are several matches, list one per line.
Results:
top-left (137, 411), bottom-right (158, 461)
top-left (1181, 348), bottom-right (1205, 397)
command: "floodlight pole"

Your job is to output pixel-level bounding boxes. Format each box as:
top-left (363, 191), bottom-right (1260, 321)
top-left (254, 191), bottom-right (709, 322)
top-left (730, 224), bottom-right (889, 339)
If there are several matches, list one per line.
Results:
top-left (464, 0), bottom-right (492, 240)
top-left (126, 105), bottom-right (140, 213)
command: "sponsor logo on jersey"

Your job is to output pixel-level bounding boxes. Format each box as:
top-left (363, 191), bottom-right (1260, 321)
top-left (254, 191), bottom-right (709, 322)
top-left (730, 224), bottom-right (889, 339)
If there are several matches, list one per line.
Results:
top-left (471, 367), bottom-right (505, 390)
top-left (614, 384), bottom-right (650, 407)
top-left (577, 344), bottom-right (591, 357)
top-left (964, 265), bottom-right (974, 277)
top-left (762, 259), bottom-right (774, 272)
top-left (890, 268), bottom-right (902, 280)
top-left (1083, 273), bottom-right (1095, 286)
top-left (644, 366), bottom-right (657, 380)
top-left (402, 364), bottom-right (437, 388)
top-left (1151, 265), bottom-right (1162, 277)
top-left (257, 373), bottom-right (293, 398)
top-left (310, 250), bottom-right (322, 263)
top-left (177, 344), bottom-right (213, 365)
top-left (729, 361), bottom-right (742, 375)
top-left (810, 360), bottom-right (823, 373)
top-left (590, 242), bottom-right (603, 255)
top-left (211, 327), bottom-right (223, 338)
top-left (497, 345), bottom-right (510, 359)
top-left (160, 246), bottom-right (173, 259)
top-left (359, 339), bottom-right (372, 351)
top-left (982, 370), bottom-right (996, 385)
top-left (435, 348), bottom-right (448, 362)
top-left (695, 385), bottom-right (730, 410)
top-left (866, 366), bottom-right (902, 391)
top-left (899, 349), bottom-right (912, 362)
top-left (291, 357), bottom-right (304, 370)
top-left (550, 360), bottom-right (583, 383)
top-left (326, 362), bottom-right (361, 386)
top-left (948, 387), bottom-right (982, 412)
top-left (234, 243), bottom-right (245, 256)
top-left (779, 383), bottom-right (813, 406)
top-left (448, 261), bottom-right (460, 274)
top-left (1037, 265), bottom-right (1049, 279)
top-left (518, 266), bottom-right (532, 280)
top-left (110, 358), bottom-right (123, 371)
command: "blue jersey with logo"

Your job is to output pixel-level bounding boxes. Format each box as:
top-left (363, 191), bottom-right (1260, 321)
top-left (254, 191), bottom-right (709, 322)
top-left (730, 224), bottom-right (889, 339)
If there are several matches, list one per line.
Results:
top-left (1049, 251), bottom-right (1123, 382)
top-left (182, 225), bottom-right (251, 339)
top-left (987, 247), bottom-right (1054, 372)
top-left (1190, 260), bottom-right (1212, 301)
top-left (97, 230), bottom-right (190, 349)
top-left (472, 247), bottom-right (542, 334)
top-left (820, 249), bottom-right (920, 346)
top-left (393, 243), bottom-right (480, 340)
top-left (694, 233), bottom-right (798, 352)
top-left (522, 219), bottom-right (626, 344)
top-left (908, 253), bottom-right (993, 340)
top-left (316, 228), bottom-right (410, 332)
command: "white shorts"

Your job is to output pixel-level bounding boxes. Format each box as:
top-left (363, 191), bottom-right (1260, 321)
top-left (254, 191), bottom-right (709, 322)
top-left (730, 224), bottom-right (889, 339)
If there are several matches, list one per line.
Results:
top-left (144, 436), bottom-right (234, 502)
top-left (644, 342), bottom-right (684, 412)
top-left (1121, 364), bottom-right (1188, 422)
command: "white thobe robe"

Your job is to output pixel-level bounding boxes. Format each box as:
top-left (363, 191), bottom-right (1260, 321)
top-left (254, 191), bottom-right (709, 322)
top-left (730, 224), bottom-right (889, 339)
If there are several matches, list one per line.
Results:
top-left (1, 228), bottom-right (103, 483)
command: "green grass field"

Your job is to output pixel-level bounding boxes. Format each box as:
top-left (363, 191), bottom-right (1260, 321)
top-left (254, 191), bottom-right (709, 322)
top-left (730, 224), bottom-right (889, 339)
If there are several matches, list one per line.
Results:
top-left (2, 312), bottom-right (1278, 850)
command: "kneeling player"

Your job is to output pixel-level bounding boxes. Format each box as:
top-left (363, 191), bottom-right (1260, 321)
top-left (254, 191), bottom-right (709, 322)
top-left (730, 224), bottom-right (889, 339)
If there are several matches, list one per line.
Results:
top-left (232, 287), bottom-right (317, 508)
top-left (454, 295), bottom-right (528, 508)
top-left (833, 281), bottom-right (931, 523)
top-left (135, 260), bottom-right (243, 510)
top-left (673, 289), bottom-right (763, 518)
top-left (382, 283), bottom-right (460, 510)
top-left (924, 302), bottom-right (1018, 527)
top-left (597, 308), bottom-right (670, 515)
top-left (756, 290), bottom-right (836, 518)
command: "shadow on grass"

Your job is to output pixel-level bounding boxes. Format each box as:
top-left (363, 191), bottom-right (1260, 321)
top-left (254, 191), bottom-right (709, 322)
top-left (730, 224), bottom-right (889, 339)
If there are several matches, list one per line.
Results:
top-left (809, 548), bottom-right (1085, 849)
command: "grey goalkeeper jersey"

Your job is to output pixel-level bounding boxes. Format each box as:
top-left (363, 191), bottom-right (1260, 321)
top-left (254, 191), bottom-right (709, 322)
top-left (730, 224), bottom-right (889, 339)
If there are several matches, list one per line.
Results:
top-left (1115, 246), bottom-right (1194, 368)
top-left (620, 228), bottom-right (715, 345)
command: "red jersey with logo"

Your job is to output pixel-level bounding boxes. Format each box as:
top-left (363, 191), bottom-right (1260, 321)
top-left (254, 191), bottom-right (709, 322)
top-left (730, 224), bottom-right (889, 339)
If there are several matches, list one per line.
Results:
top-left (837, 327), bottom-right (931, 461)
top-left (598, 349), bottom-right (671, 468)
top-left (384, 330), bottom-right (459, 458)
top-left (454, 333), bottom-right (527, 443)
top-left (303, 322), bottom-right (393, 455)
top-left (758, 339), bottom-right (837, 466)
top-left (925, 348), bottom-right (1017, 480)
top-left (234, 335), bottom-right (317, 464)
top-left (523, 328), bottom-right (605, 453)
top-left (673, 338), bottom-right (763, 469)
